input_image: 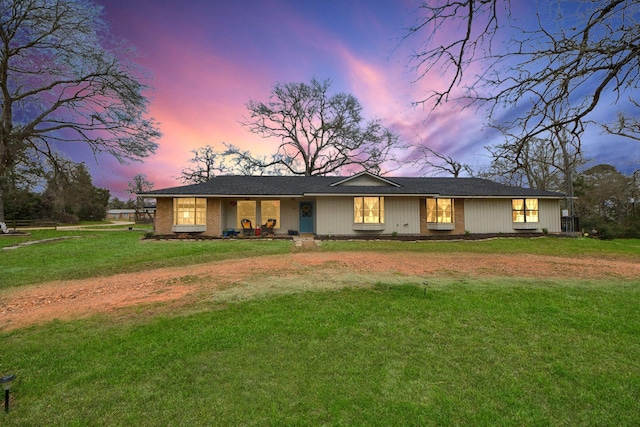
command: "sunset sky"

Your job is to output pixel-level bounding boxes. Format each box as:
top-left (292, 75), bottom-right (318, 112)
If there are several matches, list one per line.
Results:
top-left (74, 0), bottom-right (639, 199)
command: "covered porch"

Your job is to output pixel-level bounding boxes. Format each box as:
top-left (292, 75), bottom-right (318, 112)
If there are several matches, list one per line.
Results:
top-left (219, 197), bottom-right (316, 236)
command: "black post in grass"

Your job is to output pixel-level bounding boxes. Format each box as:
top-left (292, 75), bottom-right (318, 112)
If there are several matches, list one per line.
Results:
top-left (1, 374), bottom-right (16, 413)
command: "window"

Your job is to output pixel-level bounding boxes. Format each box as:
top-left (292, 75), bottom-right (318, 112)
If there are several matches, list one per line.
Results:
top-left (427, 198), bottom-right (454, 223)
top-left (173, 198), bottom-right (206, 225)
top-left (236, 200), bottom-right (256, 229)
top-left (260, 200), bottom-right (280, 228)
top-left (354, 197), bottom-right (384, 223)
top-left (512, 198), bottom-right (539, 222)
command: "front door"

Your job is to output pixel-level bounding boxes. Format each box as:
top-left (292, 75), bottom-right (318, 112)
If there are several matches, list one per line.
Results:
top-left (299, 201), bottom-right (314, 233)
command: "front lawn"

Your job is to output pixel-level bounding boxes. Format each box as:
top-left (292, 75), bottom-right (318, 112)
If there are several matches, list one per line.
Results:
top-left (1, 232), bottom-right (639, 425)
top-left (2, 280), bottom-right (639, 425)
top-left (0, 230), bottom-right (293, 289)
top-left (2, 230), bottom-right (638, 289)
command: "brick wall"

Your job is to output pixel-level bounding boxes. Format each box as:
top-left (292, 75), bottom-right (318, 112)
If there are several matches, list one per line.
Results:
top-left (420, 198), bottom-right (466, 235)
top-left (204, 198), bottom-right (221, 236)
top-left (155, 198), bottom-right (173, 234)
top-left (155, 197), bottom-right (222, 236)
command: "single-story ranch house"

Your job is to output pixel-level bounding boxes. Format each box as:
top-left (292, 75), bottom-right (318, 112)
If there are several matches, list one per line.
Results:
top-left (140, 172), bottom-right (565, 237)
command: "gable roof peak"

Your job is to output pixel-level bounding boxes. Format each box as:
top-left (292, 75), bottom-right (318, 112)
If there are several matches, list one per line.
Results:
top-left (330, 171), bottom-right (401, 187)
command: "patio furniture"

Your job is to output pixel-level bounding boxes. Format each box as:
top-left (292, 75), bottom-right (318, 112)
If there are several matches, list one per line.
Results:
top-left (262, 218), bottom-right (276, 235)
top-left (241, 219), bottom-right (254, 235)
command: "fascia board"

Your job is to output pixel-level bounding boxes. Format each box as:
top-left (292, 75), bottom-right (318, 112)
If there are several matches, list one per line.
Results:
top-left (303, 193), bottom-right (439, 197)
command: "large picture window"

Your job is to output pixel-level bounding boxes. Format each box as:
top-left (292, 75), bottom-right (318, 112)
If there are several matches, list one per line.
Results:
top-left (427, 198), bottom-right (454, 223)
top-left (354, 197), bottom-right (384, 223)
top-left (260, 200), bottom-right (280, 228)
top-left (512, 198), bottom-right (539, 222)
top-left (173, 198), bottom-right (206, 225)
top-left (236, 201), bottom-right (256, 229)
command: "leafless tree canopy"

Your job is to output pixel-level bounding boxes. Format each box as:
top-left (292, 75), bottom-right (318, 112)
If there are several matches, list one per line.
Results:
top-left (408, 144), bottom-right (471, 177)
top-left (179, 145), bottom-right (227, 184)
top-left (0, 0), bottom-right (160, 220)
top-left (406, 0), bottom-right (640, 149)
top-left (236, 78), bottom-right (400, 176)
top-left (128, 173), bottom-right (154, 218)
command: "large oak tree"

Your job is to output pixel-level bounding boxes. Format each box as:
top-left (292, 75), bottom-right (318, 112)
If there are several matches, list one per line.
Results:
top-left (0, 0), bottom-right (160, 221)
top-left (232, 78), bottom-right (400, 176)
top-left (404, 0), bottom-right (640, 168)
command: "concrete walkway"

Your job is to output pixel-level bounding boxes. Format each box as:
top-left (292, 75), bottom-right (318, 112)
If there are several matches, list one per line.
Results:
top-left (292, 234), bottom-right (319, 248)
top-left (56, 221), bottom-right (135, 230)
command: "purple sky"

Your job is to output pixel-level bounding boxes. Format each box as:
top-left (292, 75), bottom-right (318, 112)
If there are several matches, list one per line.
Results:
top-left (73, 0), bottom-right (639, 199)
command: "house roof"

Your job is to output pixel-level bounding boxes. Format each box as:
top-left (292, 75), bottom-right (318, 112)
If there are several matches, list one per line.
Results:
top-left (139, 174), bottom-right (565, 199)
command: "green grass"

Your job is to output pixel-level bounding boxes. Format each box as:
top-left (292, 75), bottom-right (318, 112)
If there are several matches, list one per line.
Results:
top-left (1, 233), bottom-right (639, 424)
top-left (0, 230), bottom-right (293, 289)
top-left (320, 236), bottom-right (640, 258)
top-left (2, 280), bottom-right (639, 426)
top-left (2, 231), bottom-right (638, 290)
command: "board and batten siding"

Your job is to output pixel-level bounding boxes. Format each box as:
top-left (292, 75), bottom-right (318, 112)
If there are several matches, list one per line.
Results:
top-left (463, 198), bottom-right (561, 233)
top-left (316, 197), bottom-right (420, 235)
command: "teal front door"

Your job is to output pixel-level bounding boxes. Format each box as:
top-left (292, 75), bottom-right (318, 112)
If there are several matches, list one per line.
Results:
top-left (299, 201), bottom-right (314, 233)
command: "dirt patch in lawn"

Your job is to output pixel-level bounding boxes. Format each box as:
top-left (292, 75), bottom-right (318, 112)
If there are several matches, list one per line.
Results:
top-left (1, 250), bottom-right (639, 331)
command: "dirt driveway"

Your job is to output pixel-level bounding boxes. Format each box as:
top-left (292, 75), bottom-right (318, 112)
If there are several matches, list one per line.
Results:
top-left (2, 251), bottom-right (639, 331)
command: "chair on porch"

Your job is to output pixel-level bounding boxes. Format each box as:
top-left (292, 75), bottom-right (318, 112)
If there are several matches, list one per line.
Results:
top-left (241, 219), bottom-right (253, 236)
top-left (262, 218), bottom-right (276, 235)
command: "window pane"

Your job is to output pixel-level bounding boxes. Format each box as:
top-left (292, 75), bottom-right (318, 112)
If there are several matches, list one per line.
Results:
top-left (174, 198), bottom-right (206, 225)
top-left (354, 197), bottom-right (383, 223)
top-left (512, 199), bottom-right (525, 222)
top-left (512, 199), bottom-right (524, 210)
top-left (237, 201), bottom-right (256, 229)
top-left (260, 200), bottom-right (280, 229)
top-left (174, 198), bottom-right (191, 225)
top-left (427, 198), bottom-right (453, 223)
top-left (427, 199), bottom-right (437, 223)
top-left (363, 197), bottom-right (379, 223)
top-left (195, 198), bottom-right (206, 225)
top-left (354, 197), bottom-right (363, 223)
top-left (526, 198), bottom-right (538, 222)
top-left (439, 198), bottom-right (453, 223)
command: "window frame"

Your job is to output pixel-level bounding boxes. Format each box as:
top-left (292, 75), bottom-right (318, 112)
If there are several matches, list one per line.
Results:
top-left (260, 200), bottom-right (281, 229)
top-left (236, 200), bottom-right (257, 229)
top-left (512, 198), bottom-right (539, 223)
top-left (353, 196), bottom-right (385, 224)
top-left (426, 198), bottom-right (454, 224)
top-left (173, 197), bottom-right (207, 226)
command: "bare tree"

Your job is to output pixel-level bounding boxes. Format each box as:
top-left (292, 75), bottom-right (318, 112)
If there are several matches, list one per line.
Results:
top-left (128, 174), bottom-right (154, 222)
top-left (234, 78), bottom-right (401, 176)
top-left (409, 144), bottom-right (471, 177)
top-left (0, 0), bottom-right (160, 221)
top-left (404, 1), bottom-right (640, 158)
top-left (179, 145), bottom-right (228, 184)
top-left (485, 127), bottom-right (583, 191)
top-left (221, 143), bottom-right (292, 176)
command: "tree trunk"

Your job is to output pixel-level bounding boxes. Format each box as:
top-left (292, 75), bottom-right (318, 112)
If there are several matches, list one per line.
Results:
top-left (0, 183), bottom-right (5, 222)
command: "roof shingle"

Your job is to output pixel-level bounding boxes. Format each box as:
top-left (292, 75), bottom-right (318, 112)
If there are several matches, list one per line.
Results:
top-left (140, 175), bottom-right (565, 198)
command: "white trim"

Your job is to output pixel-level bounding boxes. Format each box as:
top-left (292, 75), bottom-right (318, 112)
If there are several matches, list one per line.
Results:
top-left (512, 222), bottom-right (539, 230)
top-left (352, 223), bottom-right (386, 231)
top-left (330, 172), bottom-right (401, 187)
top-left (427, 223), bottom-right (455, 230)
top-left (304, 193), bottom-right (438, 197)
top-left (172, 225), bottom-right (206, 233)
top-left (142, 194), bottom-right (304, 198)
top-left (143, 193), bottom-right (563, 200)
